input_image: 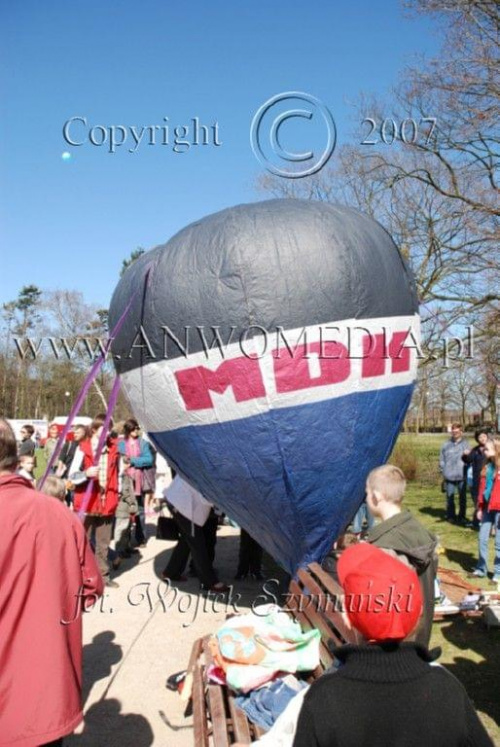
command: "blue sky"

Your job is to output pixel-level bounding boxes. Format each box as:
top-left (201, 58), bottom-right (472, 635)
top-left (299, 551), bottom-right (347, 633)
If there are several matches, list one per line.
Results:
top-left (0, 0), bottom-right (440, 310)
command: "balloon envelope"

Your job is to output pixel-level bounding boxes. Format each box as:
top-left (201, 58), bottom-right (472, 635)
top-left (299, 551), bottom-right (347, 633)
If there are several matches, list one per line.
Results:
top-left (109, 199), bottom-right (419, 574)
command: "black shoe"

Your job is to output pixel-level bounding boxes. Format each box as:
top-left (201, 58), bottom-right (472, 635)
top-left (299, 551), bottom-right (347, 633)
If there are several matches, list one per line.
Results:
top-left (161, 572), bottom-right (188, 582)
top-left (234, 572), bottom-right (247, 580)
top-left (201, 582), bottom-right (230, 593)
top-left (250, 571), bottom-right (264, 581)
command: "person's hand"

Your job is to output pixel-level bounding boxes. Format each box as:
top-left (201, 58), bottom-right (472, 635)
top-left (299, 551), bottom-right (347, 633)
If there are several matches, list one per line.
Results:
top-left (86, 466), bottom-right (99, 479)
top-left (122, 456), bottom-right (131, 465)
top-left (476, 509), bottom-right (482, 522)
top-left (463, 449), bottom-right (470, 456)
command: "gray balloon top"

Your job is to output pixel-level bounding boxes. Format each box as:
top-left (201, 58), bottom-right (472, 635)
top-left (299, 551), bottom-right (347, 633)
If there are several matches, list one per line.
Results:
top-left (109, 199), bottom-right (418, 374)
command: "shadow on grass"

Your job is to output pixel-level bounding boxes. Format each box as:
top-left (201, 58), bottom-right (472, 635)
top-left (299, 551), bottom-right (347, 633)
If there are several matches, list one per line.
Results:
top-left (444, 548), bottom-right (478, 572)
top-left (420, 506), bottom-right (447, 520)
top-left (439, 617), bottom-right (500, 729)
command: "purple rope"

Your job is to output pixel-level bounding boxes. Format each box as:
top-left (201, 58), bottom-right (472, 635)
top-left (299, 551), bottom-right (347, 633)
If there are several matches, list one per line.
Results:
top-left (39, 344), bottom-right (112, 488)
top-left (39, 263), bottom-right (153, 488)
top-left (77, 375), bottom-right (122, 519)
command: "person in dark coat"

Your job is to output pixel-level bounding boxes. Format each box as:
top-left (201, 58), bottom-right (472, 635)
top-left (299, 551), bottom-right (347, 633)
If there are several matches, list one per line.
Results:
top-left (235, 528), bottom-right (264, 580)
top-left (18, 423), bottom-right (36, 457)
top-left (462, 428), bottom-right (491, 529)
top-left (293, 543), bottom-right (492, 747)
top-left (56, 425), bottom-right (89, 478)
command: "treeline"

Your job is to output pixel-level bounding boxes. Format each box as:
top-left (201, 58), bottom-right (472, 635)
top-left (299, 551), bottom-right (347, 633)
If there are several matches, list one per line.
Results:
top-left (1, 250), bottom-right (147, 421)
top-left (259, 0), bottom-right (499, 431)
top-left (0, 286), bottom-right (128, 421)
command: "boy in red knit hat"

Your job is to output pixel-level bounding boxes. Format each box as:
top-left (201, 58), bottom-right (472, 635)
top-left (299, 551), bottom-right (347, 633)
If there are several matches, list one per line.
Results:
top-left (293, 543), bottom-right (492, 747)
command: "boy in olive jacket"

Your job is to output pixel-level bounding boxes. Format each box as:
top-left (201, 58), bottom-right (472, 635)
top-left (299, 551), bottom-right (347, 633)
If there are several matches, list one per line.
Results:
top-left (365, 464), bottom-right (438, 647)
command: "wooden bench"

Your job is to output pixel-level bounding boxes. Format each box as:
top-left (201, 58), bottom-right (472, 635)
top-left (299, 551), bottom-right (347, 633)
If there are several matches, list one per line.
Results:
top-left (186, 561), bottom-right (355, 746)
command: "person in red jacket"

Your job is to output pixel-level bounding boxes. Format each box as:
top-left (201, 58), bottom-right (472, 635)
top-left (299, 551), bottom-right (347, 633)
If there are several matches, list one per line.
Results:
top-left (0, 418), bottom-right (103, 747)
top-left (71, 415), bottom-right (120, 587)
top-left (471, 437), bottom-right (500, 583)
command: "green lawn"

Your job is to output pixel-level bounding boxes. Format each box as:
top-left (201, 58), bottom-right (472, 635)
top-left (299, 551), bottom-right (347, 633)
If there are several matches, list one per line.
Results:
top-left (393, 435), bottom-right (500, 740)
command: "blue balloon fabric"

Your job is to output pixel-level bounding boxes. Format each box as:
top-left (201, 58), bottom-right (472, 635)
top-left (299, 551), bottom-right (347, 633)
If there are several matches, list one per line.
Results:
top-left (109, 199), bottom-right (420, 574)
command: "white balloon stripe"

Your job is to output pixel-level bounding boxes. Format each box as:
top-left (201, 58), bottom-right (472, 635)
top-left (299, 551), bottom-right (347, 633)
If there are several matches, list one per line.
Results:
top-left (120, 314), bottom-right (420, 433)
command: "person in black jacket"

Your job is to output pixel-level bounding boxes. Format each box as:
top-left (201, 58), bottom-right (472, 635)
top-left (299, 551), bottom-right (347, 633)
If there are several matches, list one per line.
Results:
top-left (293, 543), bottom-right (492, 747)
top-left (56, 424), bottom-right (89, 478)
top-left (462, 428), bottom-right (491, 529)
top-left (18, 424), bottom-right (36, 458)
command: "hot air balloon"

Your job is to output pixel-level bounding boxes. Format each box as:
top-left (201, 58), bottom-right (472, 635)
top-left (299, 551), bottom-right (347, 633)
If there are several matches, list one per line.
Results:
top-left (109, 199), bottom-right (419, 574)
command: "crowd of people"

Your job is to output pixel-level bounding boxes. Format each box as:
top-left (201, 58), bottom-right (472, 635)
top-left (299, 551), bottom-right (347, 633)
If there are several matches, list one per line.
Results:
top-left (351, 423), bottom-right (500, 586)
top-left (2, 418), bottom-right (497, 745)
top-left (439, 423), bottom-right (500, 583)
top-left (13, 415), bottom-right (265, 593)
top-left (15, 417), bottom-right (499, 592)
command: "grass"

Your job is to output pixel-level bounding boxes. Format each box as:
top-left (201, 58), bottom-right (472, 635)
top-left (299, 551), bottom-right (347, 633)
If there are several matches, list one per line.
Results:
top-left (34, 438), bottom-right (500, 738)
top-left (393, 435), bottom-right (500, 739)
top-left (34, 449), bottom-right (47, 481)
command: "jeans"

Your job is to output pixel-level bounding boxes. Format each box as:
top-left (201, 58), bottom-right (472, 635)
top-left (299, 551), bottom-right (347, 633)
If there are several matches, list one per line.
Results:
top-left (476, 510), bottom-right (500, 578)
top-left (445, 480), bottom-right (466, 521)
top-left (470, 486), bottom-right (480, 527)
top-left (352, 502), bottom-right (375, 534)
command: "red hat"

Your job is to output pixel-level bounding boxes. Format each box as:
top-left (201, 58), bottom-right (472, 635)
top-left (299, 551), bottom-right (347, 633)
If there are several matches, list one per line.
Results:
top-left (337, 543), bottom-right (422, 642)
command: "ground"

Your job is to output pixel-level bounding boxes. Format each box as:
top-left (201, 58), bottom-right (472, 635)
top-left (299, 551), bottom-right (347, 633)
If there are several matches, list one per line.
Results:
top-left (66, 524), bottom-right (258, 746)
top-left (33, 433), bottom-right (499, 745)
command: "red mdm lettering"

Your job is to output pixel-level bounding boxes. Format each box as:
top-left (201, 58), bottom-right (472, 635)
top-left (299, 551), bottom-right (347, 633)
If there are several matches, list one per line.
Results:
top-left (362, 331), bottom-right (411, 378)
top-left (273, 341), bottom-right (350, 393)
top-left (175, 356), bottom-right (265, 410)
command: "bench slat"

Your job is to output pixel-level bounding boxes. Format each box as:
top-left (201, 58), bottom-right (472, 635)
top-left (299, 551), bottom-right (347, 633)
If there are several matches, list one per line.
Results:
top-left (193, 662), bottom-right (210, 747)
top-left (287, 580), bottom-right (344, 654)
top-left (208, 684), bottom-right (230, 747)
top-left (302, 565), bottom-right (354, 643)
top-left (228, 697), bottom-right (252, 744)
top-left (189, 636), bottom-right (210, 747)
top-left (308, 562), bottom-right (343, 596)
top-left (253, 723), bottom-right (267, 739)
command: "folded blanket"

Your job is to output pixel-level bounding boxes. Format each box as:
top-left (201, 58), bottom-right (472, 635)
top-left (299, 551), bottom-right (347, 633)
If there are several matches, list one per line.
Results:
top-left (211, 604), bottom-right (320, 692)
